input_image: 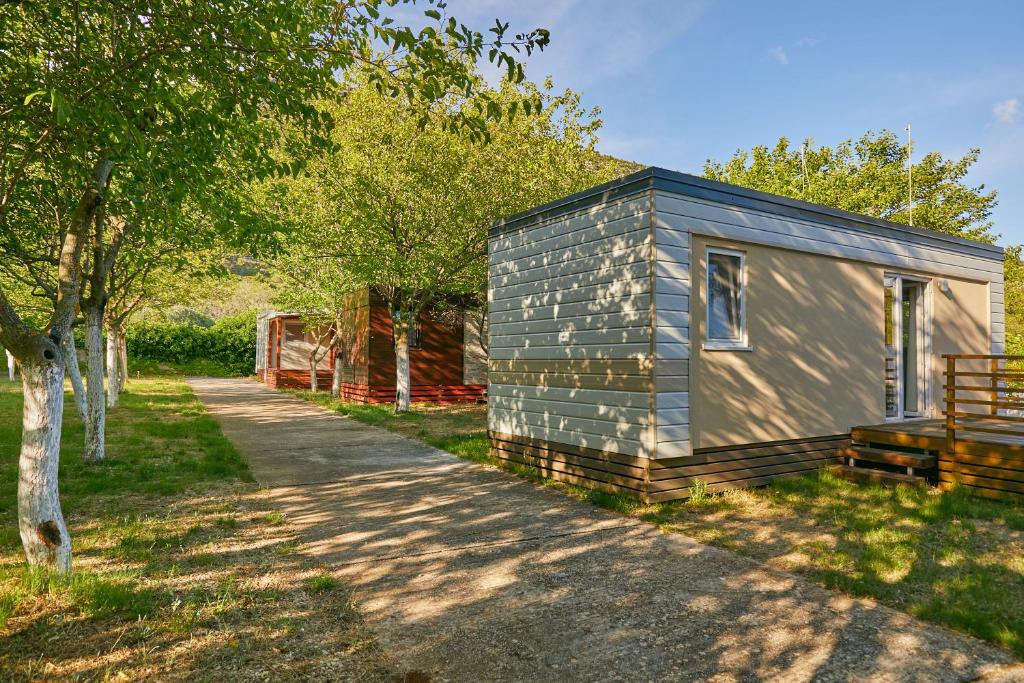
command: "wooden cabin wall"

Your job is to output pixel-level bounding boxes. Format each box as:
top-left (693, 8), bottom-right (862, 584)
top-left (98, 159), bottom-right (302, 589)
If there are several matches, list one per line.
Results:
top-left (367, 302), bottom-right (465, 387)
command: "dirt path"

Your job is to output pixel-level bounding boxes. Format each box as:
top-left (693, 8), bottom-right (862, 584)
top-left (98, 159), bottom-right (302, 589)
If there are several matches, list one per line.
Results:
top-left (189, 377), bottom-right (1022, 682)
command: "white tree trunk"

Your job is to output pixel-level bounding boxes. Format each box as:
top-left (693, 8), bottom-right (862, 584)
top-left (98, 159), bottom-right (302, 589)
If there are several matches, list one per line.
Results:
top-left (5, 349), bottom-right (15, 382)
top-left (63, 336), bottom-right (87, 422)
top-left (309, 353), bottom-right (319, 393)
top-left (332, 348), bottom-right (342, 398)
top-left (394, 319), bottom-right (410, 413)
top-left (83, 308), bottom-right (105, 463)
top-left (105, 326), bottom-right (119, 409)
top-left (117, 332), bottom-right (127, 391)
top-left (18, 358), bottom-right (72, 572)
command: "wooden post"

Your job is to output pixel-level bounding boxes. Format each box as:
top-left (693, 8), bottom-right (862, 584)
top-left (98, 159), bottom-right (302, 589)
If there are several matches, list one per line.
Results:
top-left (991, 357), bottom-right (999, 416)
top-left (275, 319), bottom-right (283, 370)
top-left (945, 355), bottom-right (957, 460)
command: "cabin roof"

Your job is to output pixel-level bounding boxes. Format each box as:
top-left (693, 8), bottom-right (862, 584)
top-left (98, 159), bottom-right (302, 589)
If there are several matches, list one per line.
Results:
top-left (490, 166), bottom-right (1002, 261)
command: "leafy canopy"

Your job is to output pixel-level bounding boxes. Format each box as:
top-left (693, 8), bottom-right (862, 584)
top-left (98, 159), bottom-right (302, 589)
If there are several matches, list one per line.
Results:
top-left (0, 0), bottom-right (549, 341)
top-left (262, 74), bottom-right (637, 318)
top-left (703, 131), bottom-right (998, 244)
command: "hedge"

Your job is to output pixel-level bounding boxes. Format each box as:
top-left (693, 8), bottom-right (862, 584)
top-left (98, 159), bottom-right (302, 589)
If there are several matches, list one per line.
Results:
top-left (125, 311), bottom-right (256, 376)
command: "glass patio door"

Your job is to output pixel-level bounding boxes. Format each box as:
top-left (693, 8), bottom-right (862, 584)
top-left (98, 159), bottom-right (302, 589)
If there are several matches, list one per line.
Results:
top-left (884, 275), bottom-right (928, 421)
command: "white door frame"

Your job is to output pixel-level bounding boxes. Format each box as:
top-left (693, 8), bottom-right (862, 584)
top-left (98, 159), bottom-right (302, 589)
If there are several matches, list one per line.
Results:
top-left (885, 274), bottom-right (932, 422)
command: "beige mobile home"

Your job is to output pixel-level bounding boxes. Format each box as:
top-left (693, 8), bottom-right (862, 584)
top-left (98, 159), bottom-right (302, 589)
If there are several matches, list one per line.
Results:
top-left (488, 168), bottom-right (1021, 502)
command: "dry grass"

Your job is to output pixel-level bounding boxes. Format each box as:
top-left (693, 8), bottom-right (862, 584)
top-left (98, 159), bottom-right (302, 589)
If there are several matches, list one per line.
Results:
top-left (0, 377), bottom-right (392, 682)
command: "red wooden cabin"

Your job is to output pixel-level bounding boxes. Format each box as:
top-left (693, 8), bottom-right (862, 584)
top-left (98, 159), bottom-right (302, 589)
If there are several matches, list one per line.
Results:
top-left (256, 288), bottom-right (486, 404)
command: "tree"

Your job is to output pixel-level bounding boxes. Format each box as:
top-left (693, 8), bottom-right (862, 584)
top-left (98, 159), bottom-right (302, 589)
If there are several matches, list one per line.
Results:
top-left (271, 247), bottom-right (359, 397)
top-left (703, 131), bottom-right (998, 243)
top-left (0, 0), bottom-right (549, 572)
top-left (268, 77), bottom-right (636, 411)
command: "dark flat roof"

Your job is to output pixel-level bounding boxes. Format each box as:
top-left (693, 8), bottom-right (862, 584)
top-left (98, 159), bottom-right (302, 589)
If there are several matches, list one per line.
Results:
top-left (490, 167), bottom-right (1003, 260)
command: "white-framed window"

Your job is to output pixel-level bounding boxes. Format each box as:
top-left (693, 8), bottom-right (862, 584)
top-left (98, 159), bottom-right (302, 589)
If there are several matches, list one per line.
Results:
top-left (705, 247), bottom-right (748, 350)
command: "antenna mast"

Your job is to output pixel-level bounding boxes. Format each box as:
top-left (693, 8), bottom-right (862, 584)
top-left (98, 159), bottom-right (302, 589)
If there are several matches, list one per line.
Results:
top-left (800, 142), bottom-right (809, 197)
top-left (906, 124), bottom-right (914, 227)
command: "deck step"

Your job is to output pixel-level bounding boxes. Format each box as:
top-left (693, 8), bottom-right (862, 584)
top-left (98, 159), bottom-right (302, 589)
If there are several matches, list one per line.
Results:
top-left (833, 464), bottom-right (928, 486)
top-left (839, 446), bottom-right (936, 469)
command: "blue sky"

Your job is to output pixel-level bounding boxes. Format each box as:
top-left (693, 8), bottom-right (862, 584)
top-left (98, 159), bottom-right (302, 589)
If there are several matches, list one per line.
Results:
top-left (438, 0), bottom-right (1024, 245)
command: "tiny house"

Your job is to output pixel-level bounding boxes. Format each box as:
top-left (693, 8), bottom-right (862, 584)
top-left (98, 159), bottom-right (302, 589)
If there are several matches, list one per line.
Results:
top-left (487, 168), bottom-right (1010, 501)
top-left (256, 287), bottom-right (486, 403)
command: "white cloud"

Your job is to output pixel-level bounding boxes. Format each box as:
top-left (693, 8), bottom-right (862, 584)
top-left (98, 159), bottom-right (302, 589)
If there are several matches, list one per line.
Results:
top-left (439, 0), bottom-right (712, 89)
top-left (767, 45), bottom-right (789, 65)
top-left (794, 36), bottom-right (821, 49)
top-left (993, 98), bottom-right (1020, 125)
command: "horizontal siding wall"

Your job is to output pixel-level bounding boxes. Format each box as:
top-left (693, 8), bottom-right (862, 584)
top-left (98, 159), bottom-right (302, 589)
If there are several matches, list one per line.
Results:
top-left (652, 195), bottom-right (692, 459)
top-left (488, 193), bottom-right (655, 459)
top-left (654, 192), bottom-right (1003, 284)
top-left (991, 276), bottom-right (1006, 354)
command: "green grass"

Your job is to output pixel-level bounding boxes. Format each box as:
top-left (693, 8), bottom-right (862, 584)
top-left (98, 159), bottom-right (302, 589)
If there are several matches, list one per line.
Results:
top-left (0, 377), bottom-right (252, 516)
top-left (644, 469), bottom-right (1024, 657)
top-left (0, 376), bottom-right (389, 680)
top-left (304, 573), bottom-right (337, 593)
top-left (286, 390), bottom-right (1024, 658)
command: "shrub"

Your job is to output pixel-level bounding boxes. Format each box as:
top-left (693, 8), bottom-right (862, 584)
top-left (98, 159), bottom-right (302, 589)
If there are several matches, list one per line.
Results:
top-left (126, 311), bottom-right (257, 376)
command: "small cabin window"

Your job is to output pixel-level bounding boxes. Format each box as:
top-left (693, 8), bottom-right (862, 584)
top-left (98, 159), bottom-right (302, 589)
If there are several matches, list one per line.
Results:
top-left (705, 248), bottom-right (747, 349)
top-left (284, 323), bottom-right (304, 344)
top-left (408, 321), bottom-right (422, 349)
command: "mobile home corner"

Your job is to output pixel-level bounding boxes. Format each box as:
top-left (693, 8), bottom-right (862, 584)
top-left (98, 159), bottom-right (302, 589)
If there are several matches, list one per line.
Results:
top-left (487, 168), bottom-right (1010, 502)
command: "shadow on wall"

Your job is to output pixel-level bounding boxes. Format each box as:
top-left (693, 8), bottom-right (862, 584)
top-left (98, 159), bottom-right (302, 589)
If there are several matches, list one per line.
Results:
top-left (488, 196), bottom-right (656, 456)
top-left (690, 235), bottom-right (988, 449)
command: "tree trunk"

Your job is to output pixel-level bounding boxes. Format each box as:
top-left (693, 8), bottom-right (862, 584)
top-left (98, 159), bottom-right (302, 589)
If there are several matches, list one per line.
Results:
top-left (117, 332), bottom-right (127, 390)
top-left (63, 336), bottom-right (87, 422)
top-left (332, 347), bottom-right (342, 398)
top-left (105, 324), bottom-right (119, 409)
top-left (83, 307), bottom-right (105, 463)
top-left (393, 316), bottom-right (411, 413)
top-left (18, 355), bottom-right (72, 573)
top-left (5, 349), bottom-right (15, 382)
top-left (309, 352), bottom-right (319, 392)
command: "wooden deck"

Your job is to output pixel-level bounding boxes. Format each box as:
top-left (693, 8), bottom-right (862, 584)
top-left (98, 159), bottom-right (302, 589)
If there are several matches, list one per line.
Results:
top-left (853, 417), bottom-right (1024, 452)
top-left (851, 417), bottom-right (1024, 501)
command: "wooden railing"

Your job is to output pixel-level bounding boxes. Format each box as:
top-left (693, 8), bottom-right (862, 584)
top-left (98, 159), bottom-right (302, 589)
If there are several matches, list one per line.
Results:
top-left (942, 354), bottom-right (1024, 500)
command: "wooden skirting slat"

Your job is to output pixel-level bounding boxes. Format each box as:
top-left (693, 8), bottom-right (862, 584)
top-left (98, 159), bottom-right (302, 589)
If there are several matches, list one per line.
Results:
top-left (647, 466), bottom-right (824, 503)
top-left (489, 431), bottom-right (648, 499)
top-left (494, 449), bottom-right (646, 492)
top-left (649, 448), bottom-right (841, 482)
top-left (938, 470), bottom-right (1024, 495)
top-left (955, 439), bottom-right (1024, 458)
top-left (653, 436), bottom-right (848, 469)
top-left (489, 431), bottom-right (844, 502)
top-left (648, 454), bottom-right (839, 494)
top-left (490, 432), bottom-right (646, 469)
top-left (489, 442), bottom-right (648, 480)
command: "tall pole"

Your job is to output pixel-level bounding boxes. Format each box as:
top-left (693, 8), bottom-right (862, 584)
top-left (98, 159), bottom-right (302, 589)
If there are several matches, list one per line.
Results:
top-left (800, 142), bottom-right (809, 197)
top-left (906, 123), bottom-right (914, 227)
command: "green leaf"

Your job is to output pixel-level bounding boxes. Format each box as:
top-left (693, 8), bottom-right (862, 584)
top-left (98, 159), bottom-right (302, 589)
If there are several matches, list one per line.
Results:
top-left (23, 90), bottom-right (46, 106)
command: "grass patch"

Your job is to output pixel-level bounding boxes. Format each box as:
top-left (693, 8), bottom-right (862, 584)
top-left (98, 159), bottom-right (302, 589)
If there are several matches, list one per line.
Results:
top-left (0, 376), bottom-right (391, 680)
top-left (264, 511), bottom-right (286, 526)
top-left (654, 469), bottom-right (1024, 656)
top-left (305, 573), bottom-right (337, 593)
top-left (286, 389), bottom-right (1024, 658)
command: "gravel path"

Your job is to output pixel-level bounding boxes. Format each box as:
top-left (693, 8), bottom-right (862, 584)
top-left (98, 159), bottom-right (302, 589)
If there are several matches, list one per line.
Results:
top-left (189, 377), bottom-right (1023, 683)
